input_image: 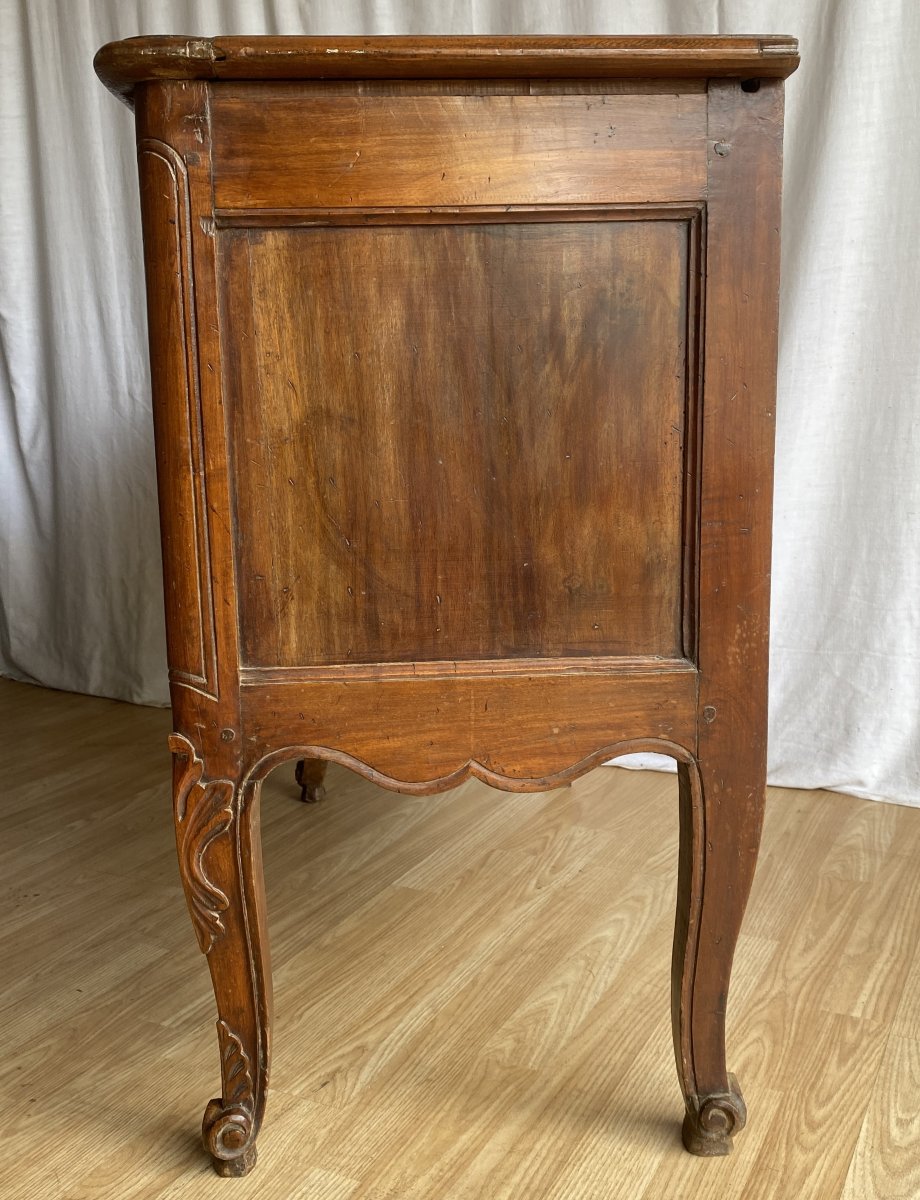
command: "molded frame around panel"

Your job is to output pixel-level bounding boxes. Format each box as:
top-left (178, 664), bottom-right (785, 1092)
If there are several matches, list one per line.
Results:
top-left (220, 202), bottom-right (704, 674)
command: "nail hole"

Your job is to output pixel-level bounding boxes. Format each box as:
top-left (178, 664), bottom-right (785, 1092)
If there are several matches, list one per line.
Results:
top-left (741, 78), bottom-right (761, 93)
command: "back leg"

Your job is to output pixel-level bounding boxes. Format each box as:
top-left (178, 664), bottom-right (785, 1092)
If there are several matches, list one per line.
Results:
top-left (294, 758), bottom-right (328, 804)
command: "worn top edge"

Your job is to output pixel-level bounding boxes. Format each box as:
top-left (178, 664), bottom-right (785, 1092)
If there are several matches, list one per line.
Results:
top-left (94, 34), bottom-right (800, 107)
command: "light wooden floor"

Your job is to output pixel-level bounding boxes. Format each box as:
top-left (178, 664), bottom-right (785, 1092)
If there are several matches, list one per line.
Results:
top-left (3, 677), bottom-right (920, 1200)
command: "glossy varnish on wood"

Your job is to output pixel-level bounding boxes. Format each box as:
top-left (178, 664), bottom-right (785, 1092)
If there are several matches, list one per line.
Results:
top-left (94, 35), bottom-right (799, 1178)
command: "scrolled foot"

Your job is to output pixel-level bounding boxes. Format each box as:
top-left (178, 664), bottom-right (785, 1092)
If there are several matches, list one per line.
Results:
top-left (203, 1097), bottom-right (258, 1176)
top-left (681, 1074), bottom-right (747, 1157)
top-left (295, 758), bottom-right (327, 804)
top-left (212, 1147), bottom-right (257, 1177)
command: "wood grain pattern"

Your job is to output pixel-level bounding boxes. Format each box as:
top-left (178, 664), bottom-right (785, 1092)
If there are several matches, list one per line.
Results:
top-left (842, 1033), bottom-right (920, 1200)
top-left (3, 678), bottom-right (915, 1200)
top-left (225, 217), bottom-right (692, 667)
top-left (96, 37), bottom-right (796, 1177)
top-left (211, 90), bottom-right (707, 209)
top-left (240, 670), bottom-right (698, 791)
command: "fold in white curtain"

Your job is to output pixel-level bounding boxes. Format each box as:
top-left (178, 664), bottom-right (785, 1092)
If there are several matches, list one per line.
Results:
top-left (1, 0), bottom-right (917, 804)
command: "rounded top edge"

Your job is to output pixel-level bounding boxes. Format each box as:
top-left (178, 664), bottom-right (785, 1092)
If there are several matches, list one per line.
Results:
top-left (94, 34), bottom-right (800, 107)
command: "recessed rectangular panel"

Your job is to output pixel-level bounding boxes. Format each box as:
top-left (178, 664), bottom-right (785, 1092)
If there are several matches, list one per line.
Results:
top-left (224, 218), bottom-right (692, 666)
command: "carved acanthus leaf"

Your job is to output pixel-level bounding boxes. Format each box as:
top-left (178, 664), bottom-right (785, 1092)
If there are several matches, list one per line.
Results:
top-left (202, 1020), bottom-right (257, 1165)
top-left (217, 1019), bottom-right (255, 1112)
top-left (169, 733), bottom-right (235, 954)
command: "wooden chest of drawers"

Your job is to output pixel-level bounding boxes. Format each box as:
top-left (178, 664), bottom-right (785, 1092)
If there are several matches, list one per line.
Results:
top-left (95, 34), bottom-right (798, 1176)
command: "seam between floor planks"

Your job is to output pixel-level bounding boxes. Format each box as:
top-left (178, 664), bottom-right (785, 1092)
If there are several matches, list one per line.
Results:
top-left (2, 677), bottom-right (919, 1200)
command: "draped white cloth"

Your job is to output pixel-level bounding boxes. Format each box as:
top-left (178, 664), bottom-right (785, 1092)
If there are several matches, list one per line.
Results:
top-left (2, 0), bottom-right (917, 804)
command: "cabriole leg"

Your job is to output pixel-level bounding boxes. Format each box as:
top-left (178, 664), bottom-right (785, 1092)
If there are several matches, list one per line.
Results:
top-left (170, 734), bottom-right (272, 1176)
top-left (671, 756), bottom-right (762, 1155)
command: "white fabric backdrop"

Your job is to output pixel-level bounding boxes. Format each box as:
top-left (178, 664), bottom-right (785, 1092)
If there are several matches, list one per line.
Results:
top-left (2, 0), bottom-right (918, 805)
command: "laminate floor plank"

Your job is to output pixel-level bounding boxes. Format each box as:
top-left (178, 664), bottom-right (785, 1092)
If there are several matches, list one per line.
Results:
top-left (3, 678), bottom-right (918, 1199)
top-left (841, 1031), bottom-right (920, 1200)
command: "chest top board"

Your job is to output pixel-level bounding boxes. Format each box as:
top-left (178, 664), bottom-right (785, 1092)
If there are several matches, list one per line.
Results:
top-left (95, 34), bottom-right (799, 1177)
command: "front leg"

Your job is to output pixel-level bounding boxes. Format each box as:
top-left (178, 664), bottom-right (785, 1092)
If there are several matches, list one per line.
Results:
top-left (671, 754), bottom-right (761, 1155)
top-left (170, 734), bottom-right (271, 1176)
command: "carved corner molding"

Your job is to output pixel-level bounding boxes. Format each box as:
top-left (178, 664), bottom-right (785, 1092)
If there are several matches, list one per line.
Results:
top-left (168, 733), bottom-right (236, 954)
top-left (139, 137), bottom-right (219, 701)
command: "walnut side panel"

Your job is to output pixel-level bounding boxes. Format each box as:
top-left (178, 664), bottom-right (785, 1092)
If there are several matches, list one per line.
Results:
top-left (211, 89), bottom-right (707, 209)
